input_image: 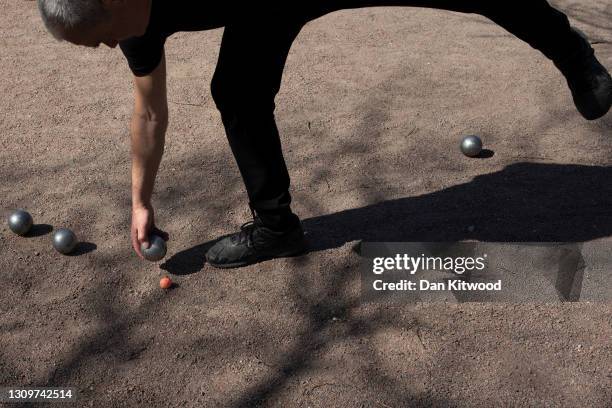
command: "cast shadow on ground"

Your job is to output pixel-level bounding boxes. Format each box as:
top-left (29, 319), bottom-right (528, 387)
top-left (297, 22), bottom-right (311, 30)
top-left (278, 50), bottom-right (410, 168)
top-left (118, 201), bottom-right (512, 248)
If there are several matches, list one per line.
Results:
top-left (66, 242), bottom-right (97, 256)
top-left (25, 224), bottom-right (53, 237)
top-left (477, 148), bottom-right (494, 158)
top-left (162, 162), bottom-right (612, 276)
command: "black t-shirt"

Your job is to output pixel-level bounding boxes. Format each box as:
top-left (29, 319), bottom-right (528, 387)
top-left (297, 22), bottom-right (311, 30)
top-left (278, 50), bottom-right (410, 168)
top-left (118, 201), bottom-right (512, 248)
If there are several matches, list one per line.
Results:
top-left (119, 1), bottom-right (231, 76)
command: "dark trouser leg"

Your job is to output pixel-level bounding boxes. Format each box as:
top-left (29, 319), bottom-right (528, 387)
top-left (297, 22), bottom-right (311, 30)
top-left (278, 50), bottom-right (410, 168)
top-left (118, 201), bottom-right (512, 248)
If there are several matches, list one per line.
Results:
top-left (211, 17), bottom-right (305, 229)
top-left (211, 1), bottom-right (592, 228)
top-left (470, 1), bottom-right (593, 67)
top-left (308, 0), bottom-right (592, 64)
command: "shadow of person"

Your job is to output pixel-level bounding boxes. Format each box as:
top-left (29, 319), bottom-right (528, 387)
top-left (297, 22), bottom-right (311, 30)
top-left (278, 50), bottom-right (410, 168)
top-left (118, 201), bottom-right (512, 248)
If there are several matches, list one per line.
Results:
top-left (162, 162), bottom-right (612, 275)
top-left (160, 235), bottom-right (226, 275)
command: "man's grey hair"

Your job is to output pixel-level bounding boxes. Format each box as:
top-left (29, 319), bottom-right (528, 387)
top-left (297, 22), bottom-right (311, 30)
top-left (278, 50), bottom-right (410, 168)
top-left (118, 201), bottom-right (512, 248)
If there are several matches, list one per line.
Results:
top-left (37, 0), bottom-right (109, 39)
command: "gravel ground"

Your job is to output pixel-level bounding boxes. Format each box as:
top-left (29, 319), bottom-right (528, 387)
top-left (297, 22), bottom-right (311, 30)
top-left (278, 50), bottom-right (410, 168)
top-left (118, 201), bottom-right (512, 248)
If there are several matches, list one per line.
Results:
top-left (1, 1), bottom-right (611, 406)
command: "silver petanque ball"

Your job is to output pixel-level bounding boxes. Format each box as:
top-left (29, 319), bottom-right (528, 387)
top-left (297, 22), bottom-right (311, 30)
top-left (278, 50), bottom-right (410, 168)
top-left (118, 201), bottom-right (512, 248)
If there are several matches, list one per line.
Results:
top-left (141, 234), bottom-right (167, 262)
top-left (460, 135), bottom-right (483, 158)
top-left (52, 228), bottom-right (78, 255)
top-left (8, 209), bottom-right (33, 236)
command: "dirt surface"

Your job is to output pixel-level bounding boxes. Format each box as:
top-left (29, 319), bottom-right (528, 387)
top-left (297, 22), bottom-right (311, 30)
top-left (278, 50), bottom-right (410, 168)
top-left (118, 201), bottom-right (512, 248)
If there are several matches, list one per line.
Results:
top-left (1, 1), bottom-right (611, 407)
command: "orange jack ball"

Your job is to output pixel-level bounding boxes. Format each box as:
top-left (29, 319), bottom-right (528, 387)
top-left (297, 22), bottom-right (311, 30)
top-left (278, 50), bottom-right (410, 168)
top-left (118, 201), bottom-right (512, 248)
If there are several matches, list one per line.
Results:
top-left (160, 276), bottom-right (172, 289)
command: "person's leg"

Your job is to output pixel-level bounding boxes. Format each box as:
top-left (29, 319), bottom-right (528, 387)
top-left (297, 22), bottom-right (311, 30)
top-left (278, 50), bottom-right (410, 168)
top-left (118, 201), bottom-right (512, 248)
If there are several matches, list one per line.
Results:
top-left (206, 13), bottom-right (309, 268)
top-left (311, 0), bottom-right (588, 62)
top-left (308, 0), bottom-right (610, 119)
top-left (466, 1), bottom-right (592, 66)
top-left (471, 1), bottom-right (611, 120)
top-left (211, 15), bottom-right (306, 230)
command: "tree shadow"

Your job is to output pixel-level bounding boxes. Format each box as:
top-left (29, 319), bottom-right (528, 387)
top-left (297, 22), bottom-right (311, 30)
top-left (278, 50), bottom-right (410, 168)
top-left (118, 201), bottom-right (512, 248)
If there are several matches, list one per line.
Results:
top-left (4, 3), bottom-right (610, 406)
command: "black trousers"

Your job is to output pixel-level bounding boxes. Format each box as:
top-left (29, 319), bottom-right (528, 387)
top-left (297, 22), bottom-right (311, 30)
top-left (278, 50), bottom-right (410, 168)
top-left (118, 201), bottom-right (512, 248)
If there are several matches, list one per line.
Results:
top-left (210, 0), bottom-right (591, 227)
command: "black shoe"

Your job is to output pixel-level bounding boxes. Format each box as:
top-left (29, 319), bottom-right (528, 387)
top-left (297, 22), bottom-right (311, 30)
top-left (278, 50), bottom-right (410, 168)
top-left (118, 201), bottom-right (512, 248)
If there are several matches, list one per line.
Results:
top-left (205, 214), bottom-right (307, 269)
top-left (556, 50), bottom-right (612, 121)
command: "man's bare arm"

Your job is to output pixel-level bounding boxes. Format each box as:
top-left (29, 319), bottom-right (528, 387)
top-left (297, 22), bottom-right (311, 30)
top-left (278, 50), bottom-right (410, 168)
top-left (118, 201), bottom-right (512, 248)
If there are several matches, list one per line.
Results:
top-left (130, 53), bottom-right (169, 257)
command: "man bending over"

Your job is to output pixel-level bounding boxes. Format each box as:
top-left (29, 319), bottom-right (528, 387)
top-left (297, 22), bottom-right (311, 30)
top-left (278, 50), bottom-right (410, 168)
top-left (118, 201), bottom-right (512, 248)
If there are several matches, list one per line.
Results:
top-left (37, 0), bottom-right (612, 268)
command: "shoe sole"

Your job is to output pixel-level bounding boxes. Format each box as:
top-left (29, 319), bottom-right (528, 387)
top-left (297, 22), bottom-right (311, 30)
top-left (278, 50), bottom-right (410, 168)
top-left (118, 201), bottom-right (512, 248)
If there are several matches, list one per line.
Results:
top-left (207, 240), bottom-right (309, 269)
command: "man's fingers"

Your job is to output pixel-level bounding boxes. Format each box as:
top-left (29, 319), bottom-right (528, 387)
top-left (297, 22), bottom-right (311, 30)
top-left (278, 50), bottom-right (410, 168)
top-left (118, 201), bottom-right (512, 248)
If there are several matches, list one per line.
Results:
top-left (132, 229), bottom-right (144, 259)
top-left (138, 229), bottom-right (150, 249)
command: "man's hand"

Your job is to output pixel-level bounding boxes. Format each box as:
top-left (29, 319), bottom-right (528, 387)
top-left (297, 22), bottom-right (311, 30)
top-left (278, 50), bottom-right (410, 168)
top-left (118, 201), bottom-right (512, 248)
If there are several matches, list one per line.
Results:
top-left (131, 204), bottom-right (169, 259)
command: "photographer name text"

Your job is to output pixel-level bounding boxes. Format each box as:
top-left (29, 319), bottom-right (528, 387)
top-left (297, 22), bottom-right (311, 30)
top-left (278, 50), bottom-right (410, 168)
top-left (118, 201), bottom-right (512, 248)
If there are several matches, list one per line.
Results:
top-left (373, 279), bottom-right (502, 291)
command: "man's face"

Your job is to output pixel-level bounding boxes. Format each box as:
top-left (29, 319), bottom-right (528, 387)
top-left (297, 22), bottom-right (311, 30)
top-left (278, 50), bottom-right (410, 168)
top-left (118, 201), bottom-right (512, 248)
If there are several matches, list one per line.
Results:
top-left (60, 21), bottom-right (122, 49)
top-left (57, 0), bottom-right (150, 49)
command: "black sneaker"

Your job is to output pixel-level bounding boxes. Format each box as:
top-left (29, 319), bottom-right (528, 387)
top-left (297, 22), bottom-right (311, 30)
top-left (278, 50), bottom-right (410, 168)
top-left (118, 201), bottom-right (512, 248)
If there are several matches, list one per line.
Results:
top-left (556, 49), bottom-right (612, 121)
top-left (205, 214), bottom-right (307, 269)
